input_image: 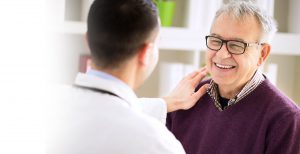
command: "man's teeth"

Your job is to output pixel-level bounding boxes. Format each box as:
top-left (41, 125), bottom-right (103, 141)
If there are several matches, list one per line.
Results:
top-left (215, 63), bottom-right (235, 69)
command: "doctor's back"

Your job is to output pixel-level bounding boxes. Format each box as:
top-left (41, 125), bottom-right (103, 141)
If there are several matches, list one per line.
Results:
top-left (46, 0), bottom-right (185, 154)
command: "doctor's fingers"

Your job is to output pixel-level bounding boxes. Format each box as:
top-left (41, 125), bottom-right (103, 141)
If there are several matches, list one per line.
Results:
top-left (185, 66), bottom-right (207, 79)
top-left (192, 84), bottom-right (209, 101)
top-left (191, 69), bottom-right (208, 86)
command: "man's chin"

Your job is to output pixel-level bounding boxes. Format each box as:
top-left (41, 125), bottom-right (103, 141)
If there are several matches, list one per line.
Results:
top-left (211, 77), bottom-right (232, 86)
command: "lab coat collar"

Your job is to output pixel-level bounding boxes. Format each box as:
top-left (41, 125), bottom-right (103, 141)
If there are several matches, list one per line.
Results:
top-left (74, 73), bottom-right (138, 107)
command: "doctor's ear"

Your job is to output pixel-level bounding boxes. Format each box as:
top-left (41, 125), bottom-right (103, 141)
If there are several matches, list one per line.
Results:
top-left (258, 43), bottom-right (271, 66)
top-left (138, 42), bottom-right (154, 66)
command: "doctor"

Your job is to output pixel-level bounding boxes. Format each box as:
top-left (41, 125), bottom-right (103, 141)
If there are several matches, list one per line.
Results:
top-left (47, 0), bottom-right (208, 154)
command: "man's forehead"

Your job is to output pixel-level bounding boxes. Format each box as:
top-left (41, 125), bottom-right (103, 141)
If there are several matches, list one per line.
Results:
top-left (217, 12), bottom-right (256, 22)
top-left (210, 33), bottom-right (247, 42)
top-left (210, 13), bottom-right (261, 42)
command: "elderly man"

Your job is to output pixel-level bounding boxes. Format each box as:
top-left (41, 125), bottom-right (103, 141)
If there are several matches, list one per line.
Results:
top-left (167, 1), bottom-right (300, 154)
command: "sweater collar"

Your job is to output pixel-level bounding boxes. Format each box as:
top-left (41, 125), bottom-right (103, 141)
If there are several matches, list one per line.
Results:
top-left (207, 70), bottom-right (265, 111)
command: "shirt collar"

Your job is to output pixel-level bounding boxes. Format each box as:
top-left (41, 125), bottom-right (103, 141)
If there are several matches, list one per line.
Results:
top-left (87, 69), bottom-right (113, 78)
top-left (207, 70), bottom-right (265, 111)
top-left (86, 69), bottom-right (132, 93)
top-left (74, 69), bottom-right (138, 107)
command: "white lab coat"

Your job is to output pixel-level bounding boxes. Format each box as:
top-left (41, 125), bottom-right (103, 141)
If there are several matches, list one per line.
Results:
top-left (46, 73), bottom-right (185, 154)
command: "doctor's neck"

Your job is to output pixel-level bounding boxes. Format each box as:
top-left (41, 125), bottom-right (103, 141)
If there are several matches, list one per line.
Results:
top-left (91, 60), bottom-right (141, 90)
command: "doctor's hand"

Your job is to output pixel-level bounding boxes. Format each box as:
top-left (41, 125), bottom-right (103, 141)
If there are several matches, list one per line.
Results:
top-left (163, 67), bottom-right (209, 113)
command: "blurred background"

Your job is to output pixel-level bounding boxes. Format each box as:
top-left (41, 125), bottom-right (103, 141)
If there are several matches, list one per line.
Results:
top-left (0, 0), bottom-right (48, 154)
top-left (50, 0), bottom-right (300, 104)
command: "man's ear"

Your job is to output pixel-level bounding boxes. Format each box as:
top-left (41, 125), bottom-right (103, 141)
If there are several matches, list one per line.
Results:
top-left (138, 43), bottom-right (153, 66)
top-left (258, 43), bottom-right (271, 66)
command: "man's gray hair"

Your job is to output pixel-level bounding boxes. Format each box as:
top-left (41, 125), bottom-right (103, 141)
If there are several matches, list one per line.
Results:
top-left (213, 0), bottom-right (277, 43)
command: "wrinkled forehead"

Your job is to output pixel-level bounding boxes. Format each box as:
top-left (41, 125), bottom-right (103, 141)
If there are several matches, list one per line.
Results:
top-left (214, 12), bottom-right (262, 28)
top-left (210, 12), bottom-right (263, 41)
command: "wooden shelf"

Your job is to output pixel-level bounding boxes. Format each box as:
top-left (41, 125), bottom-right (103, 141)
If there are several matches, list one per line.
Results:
top-left (55, 21), bottom-right (205, 51)
top-left (55, 21), bottom-right (86, 35)
top-left (272, 33), bottom-right (300, 55)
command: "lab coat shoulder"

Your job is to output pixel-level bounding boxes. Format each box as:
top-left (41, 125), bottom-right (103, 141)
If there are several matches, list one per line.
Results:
top-left (105, 106), bottom-right (186, 154)
top-left (137, 98), bottom-right (168, 124)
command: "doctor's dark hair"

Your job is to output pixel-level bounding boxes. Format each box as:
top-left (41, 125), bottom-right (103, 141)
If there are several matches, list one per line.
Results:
top-left (87, 0), bottom-right (158, 68)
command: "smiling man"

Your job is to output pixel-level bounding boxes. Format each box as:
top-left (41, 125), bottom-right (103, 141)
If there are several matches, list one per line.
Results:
top-left (167, 1), bottom-right (300, 154)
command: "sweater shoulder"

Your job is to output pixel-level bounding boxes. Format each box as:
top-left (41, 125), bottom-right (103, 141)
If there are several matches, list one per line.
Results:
top-left (256, 79), bottom-right (300, 116)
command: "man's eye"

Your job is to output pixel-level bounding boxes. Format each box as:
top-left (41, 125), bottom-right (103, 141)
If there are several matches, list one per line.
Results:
top-left (210, 40), bottom-right (222, 46)
top-left (229, 43), bottom-right (244, 51)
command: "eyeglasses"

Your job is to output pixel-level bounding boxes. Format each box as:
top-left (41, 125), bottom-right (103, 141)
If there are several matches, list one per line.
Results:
top-left (205, 35), bottom-right (262, 55)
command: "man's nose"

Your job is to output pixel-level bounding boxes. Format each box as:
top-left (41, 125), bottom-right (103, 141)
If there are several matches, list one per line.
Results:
top-left (216, 43), bottom-right (232, 59)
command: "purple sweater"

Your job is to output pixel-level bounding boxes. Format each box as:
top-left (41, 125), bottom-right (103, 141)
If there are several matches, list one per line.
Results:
top-left (167, 79), bottom-right (300, 154)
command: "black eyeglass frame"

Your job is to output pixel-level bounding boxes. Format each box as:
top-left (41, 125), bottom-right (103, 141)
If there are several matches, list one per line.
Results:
top-left (205, 35), bottom-right (262, 55)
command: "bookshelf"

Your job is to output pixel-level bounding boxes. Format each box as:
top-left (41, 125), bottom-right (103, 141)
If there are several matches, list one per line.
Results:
top-left (50, 0), bottom-right (300, 103)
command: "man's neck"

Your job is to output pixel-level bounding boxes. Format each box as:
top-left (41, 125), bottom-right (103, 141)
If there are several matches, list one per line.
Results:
top-left (218, 83), bottom-right (246, 99)
top-left (217, 70), bottom-right (260, 99)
